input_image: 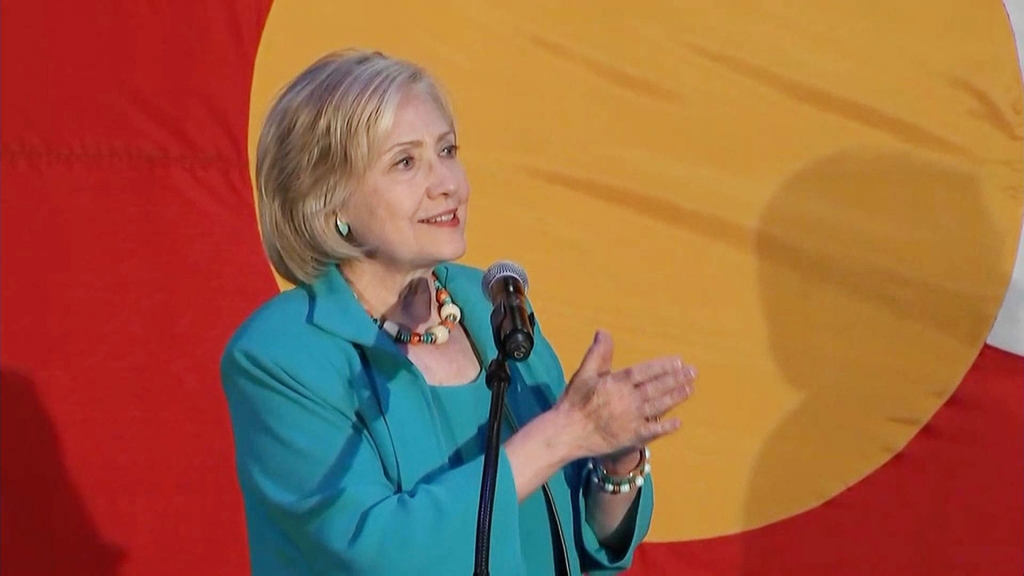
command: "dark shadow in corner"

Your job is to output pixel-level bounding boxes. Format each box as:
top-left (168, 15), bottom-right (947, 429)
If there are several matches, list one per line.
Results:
top-left (1, 369), bottom-right (126, 575)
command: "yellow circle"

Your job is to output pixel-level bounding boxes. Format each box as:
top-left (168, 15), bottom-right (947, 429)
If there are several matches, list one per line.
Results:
top-left (249, 1), bottom-right (1024, 540)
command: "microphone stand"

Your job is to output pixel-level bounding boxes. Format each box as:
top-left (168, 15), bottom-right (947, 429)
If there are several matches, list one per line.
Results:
top-left (473, 353), bottom-right (511, 576)
top-left (474, 298), bottom-right (535, 575)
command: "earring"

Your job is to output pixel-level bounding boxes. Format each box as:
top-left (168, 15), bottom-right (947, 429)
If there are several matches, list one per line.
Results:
top-left (335, 216), bottom-right (350, 238)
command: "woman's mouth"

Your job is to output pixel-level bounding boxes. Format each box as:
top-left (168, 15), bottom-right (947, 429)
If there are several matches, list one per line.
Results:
top-left (419, 209), bottom-right (459, 226)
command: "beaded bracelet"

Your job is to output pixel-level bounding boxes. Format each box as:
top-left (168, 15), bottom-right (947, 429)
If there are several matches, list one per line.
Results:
top-left (586, 446), bottom-right (652, 495)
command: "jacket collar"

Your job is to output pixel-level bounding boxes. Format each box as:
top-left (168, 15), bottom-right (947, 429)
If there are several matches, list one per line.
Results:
top-left (306, 264), bottom-right (383, 348)
top-left (307, 263), bottom-right (499, 360)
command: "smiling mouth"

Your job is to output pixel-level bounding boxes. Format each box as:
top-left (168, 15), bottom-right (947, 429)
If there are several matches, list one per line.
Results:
top-left (419, 210), bottom-right (457, 224)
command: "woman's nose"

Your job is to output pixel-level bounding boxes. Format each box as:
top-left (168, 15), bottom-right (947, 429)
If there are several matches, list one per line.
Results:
top-left (426, 160), bottom-right (459, 198)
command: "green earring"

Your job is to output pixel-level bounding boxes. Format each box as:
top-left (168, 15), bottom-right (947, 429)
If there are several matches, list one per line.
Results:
top-left (335, 216), bottom-right (350, 237)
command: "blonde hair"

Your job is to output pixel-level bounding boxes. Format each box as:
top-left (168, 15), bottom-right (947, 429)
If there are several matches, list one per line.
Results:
top-left (255, 49), bottom-right (455, 285)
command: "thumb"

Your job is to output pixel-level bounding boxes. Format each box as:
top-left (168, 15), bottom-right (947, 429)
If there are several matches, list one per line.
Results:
top-left (573, 330), bottom-right (614, 382)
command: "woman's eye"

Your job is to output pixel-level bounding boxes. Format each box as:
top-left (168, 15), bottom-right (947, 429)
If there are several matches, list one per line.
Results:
top-left (441, 144), bottom-right (459, 157)
top-left (394, 156), bottom-right (414, 169)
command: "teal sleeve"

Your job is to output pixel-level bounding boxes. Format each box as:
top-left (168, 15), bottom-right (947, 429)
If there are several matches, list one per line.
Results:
top-left (574, 467), bottom-right (654, 574)
top-left (221, 343), bottom-right (524, 575)
top-left (529, 322), bottom-right (655, 574)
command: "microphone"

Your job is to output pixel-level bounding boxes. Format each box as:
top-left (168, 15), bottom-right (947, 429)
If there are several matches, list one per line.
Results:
top-left (481, 261), bottom-right (535, 361)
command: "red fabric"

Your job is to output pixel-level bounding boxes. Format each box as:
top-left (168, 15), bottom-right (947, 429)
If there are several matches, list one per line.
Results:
top-left (628, 345), bottom-right (1024, 576)
top-left (1, 2), bottom-right (273, 574)
top-left (1, 1), bottom-right (1021, 575)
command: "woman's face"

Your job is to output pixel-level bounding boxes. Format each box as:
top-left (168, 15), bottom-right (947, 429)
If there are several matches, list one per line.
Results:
top-left (342, 88), bottom-right (469, 272)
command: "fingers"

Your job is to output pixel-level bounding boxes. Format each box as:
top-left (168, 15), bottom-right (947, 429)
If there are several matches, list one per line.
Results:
top-left (639, 376), bottom-right (693, 421)
top-left (633, 362), bottom-right (695, 442)
top-left (567, 332), bottom-right (696, 454)
top-left (573, 330), bottom-right (615, 382)
top-left (638, 416), bottom-right (682, 442)
top-left (614, 356), bottom-right (691, 388)
top-left (639, 362), bottom-right (695, 404)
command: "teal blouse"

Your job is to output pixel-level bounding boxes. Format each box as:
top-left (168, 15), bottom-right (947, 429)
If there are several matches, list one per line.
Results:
top-left (220, 262), bottom-right (654, 575)
top-left (426, 372), bottom-right (556, 574)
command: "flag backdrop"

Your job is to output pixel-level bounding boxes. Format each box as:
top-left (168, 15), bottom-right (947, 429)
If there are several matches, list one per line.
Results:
top-left (2, 1), bottom-right (1022, 575)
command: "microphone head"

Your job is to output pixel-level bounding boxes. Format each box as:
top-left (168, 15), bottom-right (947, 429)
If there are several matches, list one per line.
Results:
top-left (482, 260), bottom-right (529, 298)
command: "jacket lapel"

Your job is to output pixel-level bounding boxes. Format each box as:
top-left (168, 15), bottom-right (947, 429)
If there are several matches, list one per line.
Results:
top-left (307, 264), bottom-right (388, 348)
top-left (307, 264), bottom-right (504, 489)
top-left (306, 266), bottom-right (427, 487)
top-left (306, 262), bottom-right (580, 543)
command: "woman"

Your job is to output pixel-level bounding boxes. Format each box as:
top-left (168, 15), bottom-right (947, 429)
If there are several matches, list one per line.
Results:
top-left (222, 49), bottom-right (697, 575)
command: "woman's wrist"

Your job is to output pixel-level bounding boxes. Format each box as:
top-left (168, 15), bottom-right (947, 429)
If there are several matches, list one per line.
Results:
top-left (588, 446), bottom-right (651, 495)
top-left (505, 407), bottom-right (584, 502)
top-left (597, 447), bottom-right (643, 476)
top-left (548, 401), bottom-right (591, 464)
top-left (542, 407), bottom-right (584, 469)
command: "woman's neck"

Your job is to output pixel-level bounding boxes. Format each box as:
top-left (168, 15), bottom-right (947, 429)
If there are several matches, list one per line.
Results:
top-left (340, 259), bottom-right (440, 331)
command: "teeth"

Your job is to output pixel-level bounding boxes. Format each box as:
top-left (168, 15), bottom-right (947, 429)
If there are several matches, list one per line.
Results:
top-left (423, 212), bottom-right (454, 223)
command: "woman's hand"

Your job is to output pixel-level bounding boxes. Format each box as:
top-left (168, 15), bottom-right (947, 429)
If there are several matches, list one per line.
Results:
top-left (503, 329), bottom-right (694, 502)
top-left (554, 330), bottom-right (696, 463)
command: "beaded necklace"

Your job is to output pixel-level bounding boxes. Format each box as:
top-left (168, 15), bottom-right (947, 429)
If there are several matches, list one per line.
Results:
top-left (370, 273), bottom-right (462, 345)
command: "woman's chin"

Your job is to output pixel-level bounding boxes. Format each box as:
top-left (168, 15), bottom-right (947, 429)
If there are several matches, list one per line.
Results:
top-left (435, 241), bottom-right (468, 263)
top-left (406, 241), bottom-right (467, 268)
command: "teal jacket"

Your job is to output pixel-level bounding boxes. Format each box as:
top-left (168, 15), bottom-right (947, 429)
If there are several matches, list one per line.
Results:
top-left (221, 262), bottom-right (654, 575)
